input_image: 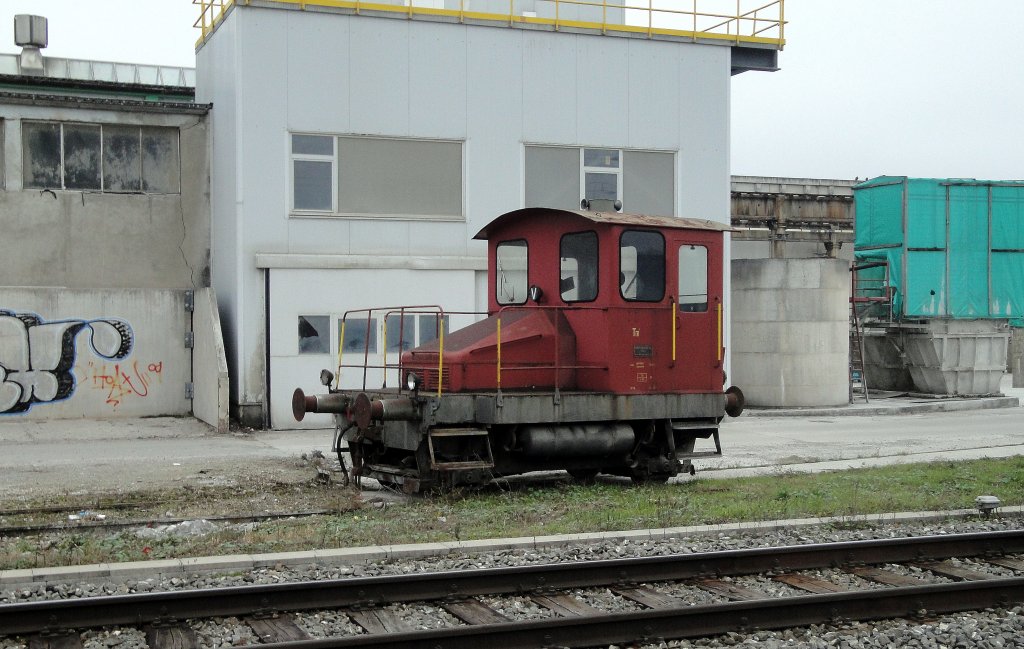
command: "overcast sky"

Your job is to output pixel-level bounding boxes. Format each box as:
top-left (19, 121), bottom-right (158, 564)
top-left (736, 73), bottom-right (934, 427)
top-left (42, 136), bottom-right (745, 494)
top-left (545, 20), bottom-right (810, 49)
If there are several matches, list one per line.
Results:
top-left (3, 1), bottom-right (1021, 182)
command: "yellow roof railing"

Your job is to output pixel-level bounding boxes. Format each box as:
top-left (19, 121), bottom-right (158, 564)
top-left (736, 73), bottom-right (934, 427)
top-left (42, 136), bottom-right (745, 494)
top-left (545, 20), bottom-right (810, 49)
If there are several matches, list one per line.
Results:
top-left (194, 0), bottom-right (784, 49)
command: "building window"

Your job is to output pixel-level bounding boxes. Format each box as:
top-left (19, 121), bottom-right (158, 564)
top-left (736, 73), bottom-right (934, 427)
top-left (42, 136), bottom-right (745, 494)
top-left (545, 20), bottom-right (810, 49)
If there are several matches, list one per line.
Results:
top-left (417, 314), bottom-right (450, 345)
top-left (582, 148), bottom-right (620, 202)
top-left (560, 231), bottom-right (599, 302)
top-left (341, 317), bottom-right (378, 354)
top-left (290, 133), bottom-right (463, 217)
top-left (298, 315), bottom-right (330, 354)
top-left (385, 314), bottom-right (416, 353)
top-left (291, 134), bottom-right (335, 211)
top-left (525, 145), bottom-right (674, 215)
top-left (22, 121), bottom-right (180, 193)
top-left (496, 240), bottom-right (528, 305)
top-left (678, 244), bottom-right (708, 312)
top-left (620, 230), bottom-right (665, 302)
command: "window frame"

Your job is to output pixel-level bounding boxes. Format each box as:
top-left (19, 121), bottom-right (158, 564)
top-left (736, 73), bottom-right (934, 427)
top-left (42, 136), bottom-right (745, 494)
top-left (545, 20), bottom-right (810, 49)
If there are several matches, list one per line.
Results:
top-left (677, 244), bottom-right (709, 313)
top-left (580, 147), bottom-right (623, 205)
top-left (289, 132), bottom-right (465, 220)
top-left (559, 230), bottom-right (600, 304)
top-left (21, 120), bottom-right (181, 194)
top-left (619, 229), bottom-right (666, 303)
top-left (496, 238), bottom-right (529, 306)
top-left (290, 133), bottom-right (337, 213)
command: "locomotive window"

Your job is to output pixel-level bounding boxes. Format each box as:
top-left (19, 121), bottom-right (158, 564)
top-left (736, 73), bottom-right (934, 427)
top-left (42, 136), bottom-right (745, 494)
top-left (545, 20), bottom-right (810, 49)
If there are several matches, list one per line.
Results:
top-left (560, 231), bottom-right (599, 302)
top-left (298, 315), bottom-right (330, 354)
top-left (496, 240), bottom-right (528, 305)
top-left (620, 230), bottom-right (665, 302)
top-left (678, 245), bottom-right (708, 312)
top-left (340, 317), bottom-right (378, 354)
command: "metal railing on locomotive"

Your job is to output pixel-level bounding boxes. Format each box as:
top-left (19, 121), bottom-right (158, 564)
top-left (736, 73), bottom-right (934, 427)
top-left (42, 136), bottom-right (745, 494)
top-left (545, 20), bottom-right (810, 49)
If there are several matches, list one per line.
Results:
top-left (335, 305), bottom-right (480, 395)
top-left (194, 0), bottom-right (785, 48)
top-left (335, 300), bottom-right (726, 397)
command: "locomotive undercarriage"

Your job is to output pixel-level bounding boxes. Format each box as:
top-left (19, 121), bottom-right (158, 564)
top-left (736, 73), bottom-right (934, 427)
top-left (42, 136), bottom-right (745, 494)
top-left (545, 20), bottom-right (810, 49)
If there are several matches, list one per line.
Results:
top-left (323, 390), bottom-right (730, 493)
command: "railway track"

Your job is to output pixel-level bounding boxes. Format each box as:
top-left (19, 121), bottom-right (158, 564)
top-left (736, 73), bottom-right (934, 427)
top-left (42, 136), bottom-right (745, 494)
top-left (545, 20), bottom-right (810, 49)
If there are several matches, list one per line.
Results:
top-left (3, 529), bottom-right (1024, 648)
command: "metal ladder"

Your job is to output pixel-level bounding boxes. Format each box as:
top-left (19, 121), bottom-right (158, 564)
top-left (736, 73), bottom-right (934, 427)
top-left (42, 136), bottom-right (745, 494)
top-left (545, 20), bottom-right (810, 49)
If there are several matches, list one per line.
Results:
top-left (849, 295), bottom-right (869, 403)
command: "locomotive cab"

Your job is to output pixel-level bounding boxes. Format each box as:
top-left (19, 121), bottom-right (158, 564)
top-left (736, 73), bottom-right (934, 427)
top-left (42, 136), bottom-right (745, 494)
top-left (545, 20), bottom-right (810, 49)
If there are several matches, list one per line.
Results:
top-left (294, 207), bottom-right (744, 492)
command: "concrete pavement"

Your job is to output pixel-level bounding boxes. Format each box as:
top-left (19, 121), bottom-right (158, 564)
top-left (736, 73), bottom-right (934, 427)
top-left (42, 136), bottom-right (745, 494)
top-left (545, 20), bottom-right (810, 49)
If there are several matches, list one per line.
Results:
top-left (0, 376), bottom-right (1020, 497)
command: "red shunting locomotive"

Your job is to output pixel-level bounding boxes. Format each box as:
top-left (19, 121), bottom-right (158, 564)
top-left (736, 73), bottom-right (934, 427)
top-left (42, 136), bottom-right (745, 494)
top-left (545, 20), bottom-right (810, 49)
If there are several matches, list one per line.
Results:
top-left (293, 206), bottom-right (744, 492)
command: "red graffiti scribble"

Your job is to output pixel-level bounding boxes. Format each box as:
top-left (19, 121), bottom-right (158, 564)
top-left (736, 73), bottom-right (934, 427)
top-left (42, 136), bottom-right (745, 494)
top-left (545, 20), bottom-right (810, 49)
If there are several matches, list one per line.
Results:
top-left (87, 360), bottom-right (164, 409)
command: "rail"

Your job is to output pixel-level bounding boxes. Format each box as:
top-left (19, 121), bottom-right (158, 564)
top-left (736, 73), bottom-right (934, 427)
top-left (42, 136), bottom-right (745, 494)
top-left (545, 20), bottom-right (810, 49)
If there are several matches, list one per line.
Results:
top-left (194, 0), bottom-right (784, 48)
top-left (4, 530), bottom-right (1023, 643)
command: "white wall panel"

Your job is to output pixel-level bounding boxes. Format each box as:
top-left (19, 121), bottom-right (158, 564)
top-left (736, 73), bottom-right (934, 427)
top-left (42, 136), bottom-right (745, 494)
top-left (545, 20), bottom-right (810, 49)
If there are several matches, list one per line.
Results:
top-left (409, 26), bottom-right (468, 138)
top-left (575, 35), bottom-right (629, 146)
top-left (286, 11), bottom-right (351, 133)
top-left (678, 44), bottom-right (730, 223)
top-left (464, 28), bottom-right (523, 234)
top-left (522, 32), bottom-right (577, 144)
top-left (287, 217), bottom-right (353, 255)
top-left (627, 40), bottom-right (680, 149)
top-left (349, 20), bottom-right (410, 135)
top-left (348, 219), bottom-right (412, 256)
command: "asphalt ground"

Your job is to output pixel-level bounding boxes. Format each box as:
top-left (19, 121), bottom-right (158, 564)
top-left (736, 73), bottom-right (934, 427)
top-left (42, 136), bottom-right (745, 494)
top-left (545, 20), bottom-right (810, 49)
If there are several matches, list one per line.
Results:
top-left (0, 376), bottom-right (1021, 586)
top-left (0, 375), bottom-right (1021, 496)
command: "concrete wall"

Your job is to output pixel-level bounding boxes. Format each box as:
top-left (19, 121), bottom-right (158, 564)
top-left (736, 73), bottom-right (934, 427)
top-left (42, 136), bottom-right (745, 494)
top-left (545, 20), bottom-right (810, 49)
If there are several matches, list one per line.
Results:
top-left (731, 259), bottom-right (850, 407)
top-left (1013, 327), bottom-right (1024, 388)
top-left (193, 287), bottom-right (230, 432)
top-left (197, 5), bottom-right (732, 427)
top-left (0, 288), bottom-right (191, 419)
top-left (0, 106), bottom-right (210, 290)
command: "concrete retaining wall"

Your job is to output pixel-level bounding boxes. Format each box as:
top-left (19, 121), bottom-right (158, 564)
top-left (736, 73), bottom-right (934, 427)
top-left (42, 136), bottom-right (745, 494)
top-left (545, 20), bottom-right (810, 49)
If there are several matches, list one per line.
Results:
top-left (731, 258), bottom-right (850, 407)
top-left (193, 288), bottom-right (230, 433)
top-left (0, 288), bottom-right (191, 419)
top-left (902, 320), bottom-right (1008, 396)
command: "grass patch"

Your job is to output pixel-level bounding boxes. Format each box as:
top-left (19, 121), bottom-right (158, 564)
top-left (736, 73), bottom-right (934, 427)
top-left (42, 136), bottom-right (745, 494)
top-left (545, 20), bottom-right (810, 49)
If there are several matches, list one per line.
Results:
top-left (1, 456), bottom-right (1022, 570)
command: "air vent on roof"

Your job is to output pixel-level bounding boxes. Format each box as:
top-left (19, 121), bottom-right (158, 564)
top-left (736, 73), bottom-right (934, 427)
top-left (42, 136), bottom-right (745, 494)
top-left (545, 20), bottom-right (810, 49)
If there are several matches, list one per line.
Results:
top-left (14, 15), bottom-right (47, 75)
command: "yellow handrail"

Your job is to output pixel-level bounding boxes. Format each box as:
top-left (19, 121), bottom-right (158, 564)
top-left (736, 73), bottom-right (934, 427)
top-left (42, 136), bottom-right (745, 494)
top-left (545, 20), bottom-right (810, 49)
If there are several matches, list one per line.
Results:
top-left (716, 301), bottom-right (723, 362)
top-left (195, 0), bottom-right (785, 48)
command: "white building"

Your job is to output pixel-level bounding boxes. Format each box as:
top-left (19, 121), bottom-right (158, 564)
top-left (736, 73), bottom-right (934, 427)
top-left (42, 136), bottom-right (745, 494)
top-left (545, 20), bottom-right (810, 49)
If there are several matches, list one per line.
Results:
top-left (194, 0), bottom-right (784, 428)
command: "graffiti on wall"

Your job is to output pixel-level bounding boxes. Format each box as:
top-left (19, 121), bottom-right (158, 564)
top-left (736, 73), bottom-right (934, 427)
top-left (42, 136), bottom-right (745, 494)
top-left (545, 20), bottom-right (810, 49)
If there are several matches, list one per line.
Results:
top-left (0, 310), bottom-right (134, 414)
top-left (87, 360), bottom-right (164, 409)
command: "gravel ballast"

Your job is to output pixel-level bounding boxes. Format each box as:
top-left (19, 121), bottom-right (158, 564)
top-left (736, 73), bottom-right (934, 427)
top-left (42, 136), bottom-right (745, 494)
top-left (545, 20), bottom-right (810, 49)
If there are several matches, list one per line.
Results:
top-left (1, 515), bottom-right (1023, 649)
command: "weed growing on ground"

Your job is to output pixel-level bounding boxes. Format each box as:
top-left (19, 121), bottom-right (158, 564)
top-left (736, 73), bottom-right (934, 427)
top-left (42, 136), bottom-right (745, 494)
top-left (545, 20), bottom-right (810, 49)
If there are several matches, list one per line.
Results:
top-left (1, 457), bottom-right (1023, 569)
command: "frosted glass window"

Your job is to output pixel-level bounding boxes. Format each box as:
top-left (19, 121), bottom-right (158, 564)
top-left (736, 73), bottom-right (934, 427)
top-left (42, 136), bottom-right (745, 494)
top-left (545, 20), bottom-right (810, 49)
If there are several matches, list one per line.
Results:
top-left (23, 121), bottom-right (179, 193)
top-left (141, 127), bottom-right (180, 193)
top-left (23, 122), bottom-right (61, 189)
top-left (525, 146), bottom-right (579, 210)
top-left (337, 137), bottom-right (462, 217)
top-left (103, 126), bottom-right (142, 192)
top-left (623, 150), bottom-right (674, 216)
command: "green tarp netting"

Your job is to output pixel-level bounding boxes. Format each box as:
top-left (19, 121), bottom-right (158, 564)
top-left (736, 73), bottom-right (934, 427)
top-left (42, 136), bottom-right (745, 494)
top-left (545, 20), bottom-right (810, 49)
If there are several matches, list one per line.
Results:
top-left (853, 177), bottom-right (1024, 322)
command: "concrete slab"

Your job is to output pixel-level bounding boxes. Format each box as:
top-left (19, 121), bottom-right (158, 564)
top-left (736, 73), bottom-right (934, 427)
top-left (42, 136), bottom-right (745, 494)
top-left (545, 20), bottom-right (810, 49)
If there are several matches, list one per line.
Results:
top-left (0, 376), bottom-right (1019, 498)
